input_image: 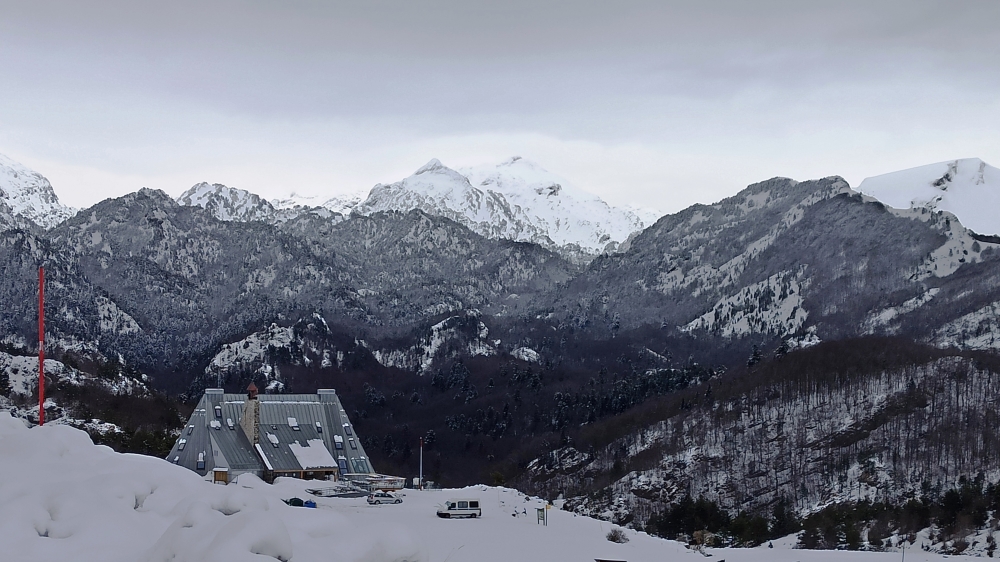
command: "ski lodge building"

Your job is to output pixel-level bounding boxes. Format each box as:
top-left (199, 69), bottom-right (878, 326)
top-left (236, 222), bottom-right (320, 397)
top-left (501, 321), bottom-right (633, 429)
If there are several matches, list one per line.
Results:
top-left (166, 384), bottom-right (375, 484)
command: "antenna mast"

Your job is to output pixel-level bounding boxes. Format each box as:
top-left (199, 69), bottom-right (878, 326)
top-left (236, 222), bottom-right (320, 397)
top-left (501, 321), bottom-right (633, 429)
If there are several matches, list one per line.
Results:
top-left (38, 266), bottom-right (45, 426)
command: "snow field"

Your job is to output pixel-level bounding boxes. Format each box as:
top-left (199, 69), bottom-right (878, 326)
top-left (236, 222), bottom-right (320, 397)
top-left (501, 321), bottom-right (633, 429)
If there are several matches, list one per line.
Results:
top-left (0, 411), bottom-right (989, 562)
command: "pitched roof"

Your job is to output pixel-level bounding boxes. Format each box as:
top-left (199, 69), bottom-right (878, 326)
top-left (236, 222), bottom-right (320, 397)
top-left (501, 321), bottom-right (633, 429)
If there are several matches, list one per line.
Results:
top-left (165, 389), bottom-right (373, 477)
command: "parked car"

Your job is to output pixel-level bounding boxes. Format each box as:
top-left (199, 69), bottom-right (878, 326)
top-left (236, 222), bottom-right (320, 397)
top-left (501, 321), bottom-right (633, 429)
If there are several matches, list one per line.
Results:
top-left (367, 491), bottom-right (402, 505)
top-left (436, 499), bottom-right (481, 518)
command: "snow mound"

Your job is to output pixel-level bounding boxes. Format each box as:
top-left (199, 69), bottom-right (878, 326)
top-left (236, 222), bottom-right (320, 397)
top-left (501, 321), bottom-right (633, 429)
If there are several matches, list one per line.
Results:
top-left (0, 152), bottom-right (77, 229)
top-left (859, 158), bottom-right (1000, 236)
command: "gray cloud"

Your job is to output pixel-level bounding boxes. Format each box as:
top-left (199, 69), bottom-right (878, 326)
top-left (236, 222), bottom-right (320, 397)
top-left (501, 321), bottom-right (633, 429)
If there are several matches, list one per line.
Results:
top-left (1, 0), bottom-right (998, 211)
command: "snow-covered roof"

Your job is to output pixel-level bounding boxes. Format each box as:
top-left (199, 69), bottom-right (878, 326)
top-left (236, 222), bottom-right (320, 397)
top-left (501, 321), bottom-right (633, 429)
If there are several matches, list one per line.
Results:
top-left (288, 439), bottom-right (338, 469)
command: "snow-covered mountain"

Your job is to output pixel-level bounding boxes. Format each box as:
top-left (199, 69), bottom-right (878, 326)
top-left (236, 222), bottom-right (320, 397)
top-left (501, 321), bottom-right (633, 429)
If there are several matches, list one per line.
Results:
top-left (858, 158), bottom-right (1000, 236)
top-left (354, 157), bottom-right (657, 260)
top-left (177, 184), bottom-right (349, 224)
top-left (271, 191), bottom-right (365, 216)
top-left (0, 153), bottom-right (77, 229)
top-left (176, 182), bottom-right (276, 222)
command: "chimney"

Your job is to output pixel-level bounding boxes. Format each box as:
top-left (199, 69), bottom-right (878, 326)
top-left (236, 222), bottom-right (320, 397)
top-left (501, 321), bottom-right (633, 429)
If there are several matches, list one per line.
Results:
top-left (240, 382), bottom-right (260, 444)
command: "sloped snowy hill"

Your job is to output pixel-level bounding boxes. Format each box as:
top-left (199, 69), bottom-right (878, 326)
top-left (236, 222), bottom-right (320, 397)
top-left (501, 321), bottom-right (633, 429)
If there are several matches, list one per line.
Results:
top-left (0, 412), bottom-right (980, 562)
top-left (0, 153), bottom-right (77, 229)
top-left (858, 158), bottom-right (1000, 235)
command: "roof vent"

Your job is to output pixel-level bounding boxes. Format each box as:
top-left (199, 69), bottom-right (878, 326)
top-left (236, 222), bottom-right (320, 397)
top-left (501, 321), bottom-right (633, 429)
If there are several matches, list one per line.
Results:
top-left (315, 421), bottom-right (322, 433)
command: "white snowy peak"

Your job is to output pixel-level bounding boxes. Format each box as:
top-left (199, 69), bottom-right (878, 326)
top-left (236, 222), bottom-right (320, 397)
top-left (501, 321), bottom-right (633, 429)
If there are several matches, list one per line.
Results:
top-left (859, 158), bottom-right (1000, 235)
top-left (176, 182), bottom-right (276, 223)
top-left (271, 190), bottom-right (366, 216)
top-left (354, 157), bottom-right (659, 258)
top-left (0, 153), bottom-right (77, 229)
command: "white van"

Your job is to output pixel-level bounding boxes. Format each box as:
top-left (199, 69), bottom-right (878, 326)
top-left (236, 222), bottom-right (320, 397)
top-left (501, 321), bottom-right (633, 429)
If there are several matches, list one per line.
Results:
top-left (436, 499), bottom-right (481, 518)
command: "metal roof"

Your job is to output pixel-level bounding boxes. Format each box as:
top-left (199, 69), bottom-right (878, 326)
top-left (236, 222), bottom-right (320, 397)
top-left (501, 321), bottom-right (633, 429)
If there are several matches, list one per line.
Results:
top-left (166, 389), bottom-right (374, 477)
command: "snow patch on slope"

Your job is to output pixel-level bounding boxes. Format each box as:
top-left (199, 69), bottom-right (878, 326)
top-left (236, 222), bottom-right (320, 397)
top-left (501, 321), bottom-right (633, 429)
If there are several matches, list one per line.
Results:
top-left (0, 351), bottom-right (146, 396)
top-left (204, 323), bottom-right (295, 385)
top-left (95, 296), bottom-right (141, 335)
top-left (370, 311), bottom-right (495, 373)
top-left (862, 289), bottom-right (940, 335)
top-left (859, 158), bottom-right (1000, 236)
top-left (934, 301), bottom-right (1000, 351)
top-left (682, 269), bottom-right (809, 338)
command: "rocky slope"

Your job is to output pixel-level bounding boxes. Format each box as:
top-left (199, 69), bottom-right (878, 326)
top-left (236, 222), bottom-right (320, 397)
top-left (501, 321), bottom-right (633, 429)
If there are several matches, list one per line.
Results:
top-left (176, 182), bottom-right (276, 223)
top-left (555, 175), bottom-right (1000, 354)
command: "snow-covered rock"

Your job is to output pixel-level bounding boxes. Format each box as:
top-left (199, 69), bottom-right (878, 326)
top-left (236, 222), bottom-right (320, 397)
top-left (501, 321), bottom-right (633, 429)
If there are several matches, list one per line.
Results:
top-left (858, 158), bottom-right (1000, 236)
top-left (0, 350), bottom-right (147, 397)
top-left (0, 152), bottom-right (77, 229)
top-left (176, 182), bottom-right (276, 223)
top-left (354, 157), bottom-right (657, 260)
top-left (368, 311), bottom-right (496, 373)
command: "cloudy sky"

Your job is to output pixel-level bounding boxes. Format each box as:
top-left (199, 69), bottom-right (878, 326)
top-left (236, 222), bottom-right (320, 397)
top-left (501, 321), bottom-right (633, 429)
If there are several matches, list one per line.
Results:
top-left (1, 0), bottom-right (998, 213)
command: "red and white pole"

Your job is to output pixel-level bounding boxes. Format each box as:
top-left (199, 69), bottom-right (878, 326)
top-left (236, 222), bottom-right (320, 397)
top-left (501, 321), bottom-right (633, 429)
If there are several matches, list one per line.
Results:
top-left (38, 266), bottom-right (44, 426)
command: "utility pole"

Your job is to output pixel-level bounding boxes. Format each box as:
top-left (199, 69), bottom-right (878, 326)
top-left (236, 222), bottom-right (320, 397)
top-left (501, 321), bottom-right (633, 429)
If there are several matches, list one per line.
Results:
top-left (419, 436), bottom-right (424, 490)
top-left (38, 266), bottom-right (45, 426)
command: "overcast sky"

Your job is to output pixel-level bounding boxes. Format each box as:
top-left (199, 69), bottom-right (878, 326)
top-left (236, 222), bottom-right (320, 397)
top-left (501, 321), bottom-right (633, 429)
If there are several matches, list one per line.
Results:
top-left (1, 0), bottom-right (998, 213)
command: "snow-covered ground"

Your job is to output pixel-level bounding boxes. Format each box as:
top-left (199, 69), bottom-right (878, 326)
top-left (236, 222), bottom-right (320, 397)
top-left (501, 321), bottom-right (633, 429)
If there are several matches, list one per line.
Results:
top-left (0, 411), bottom-right (988, 562)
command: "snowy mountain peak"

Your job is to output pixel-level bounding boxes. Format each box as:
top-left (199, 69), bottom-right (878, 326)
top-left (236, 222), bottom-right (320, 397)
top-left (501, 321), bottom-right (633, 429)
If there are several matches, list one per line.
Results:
top-left (0, 153), bottom-right (77, 229)
top-left (354, 157), bottom-right (658, 261)
top-left (859, 158), bottom-right (1000, 235)
top-left (415, 158), bottom-right (446, 175)
top-left (270, 191), bottom-right (321, 210)
top-left (176, 182), bottom-right (276, 223)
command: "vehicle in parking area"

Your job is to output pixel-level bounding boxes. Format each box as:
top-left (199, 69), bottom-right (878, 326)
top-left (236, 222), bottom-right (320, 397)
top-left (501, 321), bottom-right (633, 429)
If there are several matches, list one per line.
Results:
top-left (436, 499), bottom-right (481, 518)
top-left (367, 491), bottom-right (402, 504)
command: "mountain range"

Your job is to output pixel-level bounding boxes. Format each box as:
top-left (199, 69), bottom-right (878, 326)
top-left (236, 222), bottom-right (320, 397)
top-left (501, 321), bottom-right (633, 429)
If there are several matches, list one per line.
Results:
top-left (2, 151), bottom-right (1000, 539)
top-left (174, 157), bottom-right (657, 263)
